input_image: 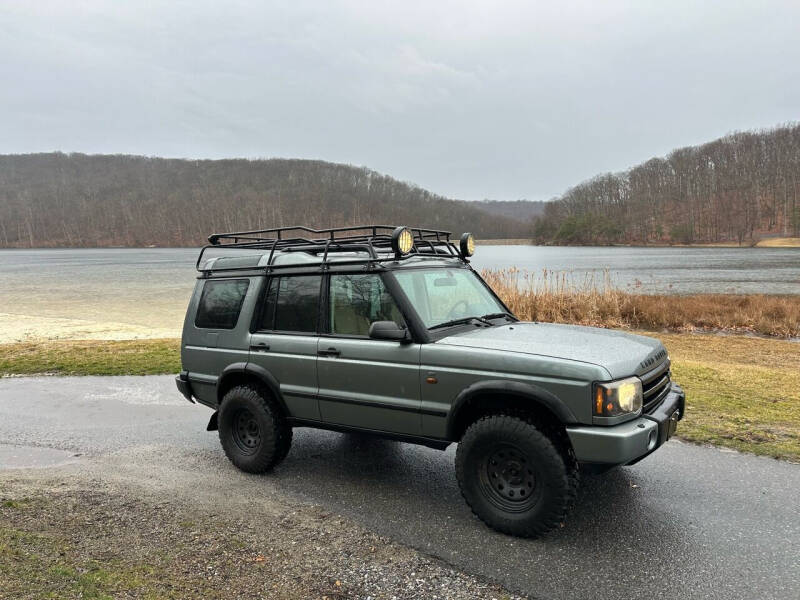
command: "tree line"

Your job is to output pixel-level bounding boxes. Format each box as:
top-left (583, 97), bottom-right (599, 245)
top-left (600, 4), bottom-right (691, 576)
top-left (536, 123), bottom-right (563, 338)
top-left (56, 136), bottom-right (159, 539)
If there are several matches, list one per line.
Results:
top-left (533, 123), bottom-right (800, 245)
top-left (0, 154), bottom-right (533, 247)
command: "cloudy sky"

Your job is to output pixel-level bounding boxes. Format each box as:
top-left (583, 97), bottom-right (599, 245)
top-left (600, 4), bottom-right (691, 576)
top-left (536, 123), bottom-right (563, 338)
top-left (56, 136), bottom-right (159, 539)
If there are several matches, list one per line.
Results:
top-left (1, 1), bottom-right (798, 200)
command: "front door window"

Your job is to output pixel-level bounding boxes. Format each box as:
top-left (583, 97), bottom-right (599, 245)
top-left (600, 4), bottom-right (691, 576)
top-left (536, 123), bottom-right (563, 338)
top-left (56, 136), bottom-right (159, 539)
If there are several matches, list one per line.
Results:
top-left (329, 274), bottom-right (404, 336)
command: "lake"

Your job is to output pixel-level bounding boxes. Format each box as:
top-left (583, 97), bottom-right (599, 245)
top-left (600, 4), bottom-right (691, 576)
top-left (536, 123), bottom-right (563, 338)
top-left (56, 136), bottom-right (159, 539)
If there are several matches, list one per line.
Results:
top-left (0, 246), bottom-right (798, 342)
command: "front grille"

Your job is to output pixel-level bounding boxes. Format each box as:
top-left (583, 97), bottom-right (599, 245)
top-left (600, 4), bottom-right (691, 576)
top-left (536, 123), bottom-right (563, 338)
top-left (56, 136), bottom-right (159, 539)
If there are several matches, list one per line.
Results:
top-left (641, 360), bottom-right (671, 414)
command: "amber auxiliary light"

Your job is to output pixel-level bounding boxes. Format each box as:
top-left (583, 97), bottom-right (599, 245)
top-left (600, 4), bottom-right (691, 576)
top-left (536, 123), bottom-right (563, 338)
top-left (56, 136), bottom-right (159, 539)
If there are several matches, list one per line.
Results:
top-left (460, 232), bottom-right (475, 257)
top-left (391, 226), bottom-right (414, 256)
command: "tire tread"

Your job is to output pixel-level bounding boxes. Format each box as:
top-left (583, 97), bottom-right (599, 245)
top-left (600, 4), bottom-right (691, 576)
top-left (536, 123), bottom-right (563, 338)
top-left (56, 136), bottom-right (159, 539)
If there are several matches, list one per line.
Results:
top-left (455, 413), bottom-right (578, 537)
top-left (218, 384), bottom-right (292, 473)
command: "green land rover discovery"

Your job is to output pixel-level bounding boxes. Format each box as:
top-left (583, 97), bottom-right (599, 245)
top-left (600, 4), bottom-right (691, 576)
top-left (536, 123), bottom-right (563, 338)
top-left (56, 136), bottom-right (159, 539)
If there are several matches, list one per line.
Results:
top-left (176, 225), bottom-right (685, 537)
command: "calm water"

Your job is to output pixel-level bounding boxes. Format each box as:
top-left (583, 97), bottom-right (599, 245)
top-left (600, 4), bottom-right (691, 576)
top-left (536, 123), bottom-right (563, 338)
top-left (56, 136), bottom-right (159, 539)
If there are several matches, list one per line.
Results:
top-left (0, 246), bottom-right (798, 341)
top-left (476, 245), bottom-right (800, 294)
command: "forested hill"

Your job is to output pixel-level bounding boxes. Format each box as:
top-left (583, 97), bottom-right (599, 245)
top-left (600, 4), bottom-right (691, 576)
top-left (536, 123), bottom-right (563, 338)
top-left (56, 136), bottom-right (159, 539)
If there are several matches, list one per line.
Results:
top-left (471, 199), bottom-right (546, 221)
top-left (533, 123), bottom-right (800, 245)
top-left (0, 154), bottom-right (532, 247)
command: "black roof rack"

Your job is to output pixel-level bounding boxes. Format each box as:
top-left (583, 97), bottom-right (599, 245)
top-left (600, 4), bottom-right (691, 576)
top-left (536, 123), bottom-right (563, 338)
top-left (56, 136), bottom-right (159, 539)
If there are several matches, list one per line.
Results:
top-left (196, 225), bottom-right (465, 272)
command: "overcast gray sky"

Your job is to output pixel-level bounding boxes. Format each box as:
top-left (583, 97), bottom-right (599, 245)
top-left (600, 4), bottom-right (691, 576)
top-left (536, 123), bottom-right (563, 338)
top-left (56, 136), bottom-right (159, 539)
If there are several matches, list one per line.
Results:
top-left (1, 1), bottom-right (798, 200)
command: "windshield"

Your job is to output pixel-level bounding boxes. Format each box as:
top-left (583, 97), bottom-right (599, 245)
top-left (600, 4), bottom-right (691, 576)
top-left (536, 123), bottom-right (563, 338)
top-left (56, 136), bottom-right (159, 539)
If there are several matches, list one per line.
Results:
top-left (393, 268), bottom-right (507, 329)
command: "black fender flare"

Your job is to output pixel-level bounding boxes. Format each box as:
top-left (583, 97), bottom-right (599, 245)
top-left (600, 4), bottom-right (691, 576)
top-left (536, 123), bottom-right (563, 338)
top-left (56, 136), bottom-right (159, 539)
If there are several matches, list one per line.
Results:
top-left (445, 379), bottom-right (577, 440)
top-left (216, 362), bottom-right (288, 415)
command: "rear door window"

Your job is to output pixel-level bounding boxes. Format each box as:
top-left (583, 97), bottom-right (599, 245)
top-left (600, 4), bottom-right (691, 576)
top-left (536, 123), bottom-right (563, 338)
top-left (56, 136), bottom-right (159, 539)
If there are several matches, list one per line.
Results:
top-left (195, 279), bottom-right (250, 329)
top-left (263, 275), bottom-right (322, 333)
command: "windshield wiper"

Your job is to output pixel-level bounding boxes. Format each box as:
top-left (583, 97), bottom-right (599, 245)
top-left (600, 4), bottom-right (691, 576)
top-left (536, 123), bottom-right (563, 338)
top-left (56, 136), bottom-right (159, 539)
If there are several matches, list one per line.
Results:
top-left (480, 312), bottom-right (518, 322)
top-left (429, 316), bottom-right (485, 330)
top-left (430, 313), bottom-right (517, 331)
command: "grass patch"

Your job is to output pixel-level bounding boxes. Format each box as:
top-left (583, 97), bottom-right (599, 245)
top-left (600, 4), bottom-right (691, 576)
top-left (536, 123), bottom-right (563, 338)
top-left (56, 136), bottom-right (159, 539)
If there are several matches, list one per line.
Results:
top-left (642, 333), bottom-right (800, 460)
top-left (0, 527), bottom-right (153, 600)
top-left (2, 498), bottom-right (32, 509)
top-left (0, 338), bottom-right (180, 376)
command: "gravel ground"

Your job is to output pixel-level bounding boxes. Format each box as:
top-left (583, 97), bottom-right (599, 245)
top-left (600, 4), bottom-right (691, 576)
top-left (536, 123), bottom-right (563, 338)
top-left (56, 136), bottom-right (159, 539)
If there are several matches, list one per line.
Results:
top-left (0, 471), bottom-right (522, 600)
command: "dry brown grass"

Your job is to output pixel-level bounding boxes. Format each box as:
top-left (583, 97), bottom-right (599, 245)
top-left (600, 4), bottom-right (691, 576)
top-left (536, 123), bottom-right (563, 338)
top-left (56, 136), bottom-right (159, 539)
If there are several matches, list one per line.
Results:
top-left (756, 237), bottom-right (800, 247)
top-left (483, 268), bottom-right (800, 338)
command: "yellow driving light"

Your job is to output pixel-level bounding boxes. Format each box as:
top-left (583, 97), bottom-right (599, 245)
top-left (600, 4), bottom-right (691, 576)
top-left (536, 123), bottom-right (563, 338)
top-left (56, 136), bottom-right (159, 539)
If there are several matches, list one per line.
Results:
top-left (593, 377), bottom-right (643, 417)
top-left (391, 226), bottom-right (414, 255)
top-left (460, 232), bottom-right (475, 257)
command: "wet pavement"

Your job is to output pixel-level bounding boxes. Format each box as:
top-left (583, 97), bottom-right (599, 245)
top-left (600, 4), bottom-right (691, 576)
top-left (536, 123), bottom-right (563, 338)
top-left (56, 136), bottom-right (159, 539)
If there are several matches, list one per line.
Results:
top-left (0, 444), bottom-right (82, 469)
top-left (1, 375), bottom-right (798, 600)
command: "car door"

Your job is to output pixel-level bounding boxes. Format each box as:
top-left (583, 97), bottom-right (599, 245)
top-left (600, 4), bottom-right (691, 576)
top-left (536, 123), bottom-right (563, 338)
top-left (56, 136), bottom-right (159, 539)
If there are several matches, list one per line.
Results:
top-left (248, 274), bottom-right (322, 421)
top-left (317, 272), bottom-right (422, 435)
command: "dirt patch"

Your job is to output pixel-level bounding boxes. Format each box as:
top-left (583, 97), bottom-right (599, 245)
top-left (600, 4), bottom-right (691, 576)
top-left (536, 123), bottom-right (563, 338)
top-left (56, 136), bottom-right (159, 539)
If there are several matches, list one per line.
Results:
top-left (0, 473), bottom-right (522, 600)
top-left (0, 313), bottom-right (179, 344)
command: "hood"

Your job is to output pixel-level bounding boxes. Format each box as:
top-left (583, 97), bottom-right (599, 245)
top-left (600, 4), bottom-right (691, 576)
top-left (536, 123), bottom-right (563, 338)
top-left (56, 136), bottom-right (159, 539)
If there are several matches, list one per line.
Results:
top-left (436, 322), bottom-right (667, 379)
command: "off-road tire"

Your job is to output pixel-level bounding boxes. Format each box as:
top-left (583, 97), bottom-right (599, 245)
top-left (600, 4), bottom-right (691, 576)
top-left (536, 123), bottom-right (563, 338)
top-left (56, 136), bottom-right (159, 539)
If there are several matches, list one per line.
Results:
top-left (455, 414), bottom-right (578, 537)
top-left (218, 384), bottom-right (292, 473)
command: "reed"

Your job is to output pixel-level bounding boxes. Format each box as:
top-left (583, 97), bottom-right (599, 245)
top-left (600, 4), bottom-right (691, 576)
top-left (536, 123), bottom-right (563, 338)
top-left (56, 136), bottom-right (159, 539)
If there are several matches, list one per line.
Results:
top-left (483, 268), bottom-right (800, 338)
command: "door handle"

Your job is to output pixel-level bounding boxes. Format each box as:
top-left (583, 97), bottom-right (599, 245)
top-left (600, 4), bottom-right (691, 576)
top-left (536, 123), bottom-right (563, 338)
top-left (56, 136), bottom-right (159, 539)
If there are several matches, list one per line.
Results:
top-left (317, 347), bottom-right (340, 357)
top-left (249, 343), bottom-right (270, 352)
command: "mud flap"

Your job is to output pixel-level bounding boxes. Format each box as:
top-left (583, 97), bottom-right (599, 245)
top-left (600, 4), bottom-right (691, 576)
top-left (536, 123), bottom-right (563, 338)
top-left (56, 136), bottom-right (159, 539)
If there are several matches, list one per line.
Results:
top-left (206, 411), bottom-right (218, 431)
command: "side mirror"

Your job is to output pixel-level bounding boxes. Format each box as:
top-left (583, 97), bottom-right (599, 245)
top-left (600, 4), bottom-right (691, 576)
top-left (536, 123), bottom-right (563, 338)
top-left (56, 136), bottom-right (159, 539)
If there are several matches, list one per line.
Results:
top-left (368, 321), bottom-right (410, 342)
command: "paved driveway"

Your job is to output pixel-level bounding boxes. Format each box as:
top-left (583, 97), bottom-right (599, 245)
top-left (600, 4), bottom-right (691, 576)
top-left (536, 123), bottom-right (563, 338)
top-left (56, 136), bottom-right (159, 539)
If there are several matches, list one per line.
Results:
top-left (1, 375), bottom-right (798, 600)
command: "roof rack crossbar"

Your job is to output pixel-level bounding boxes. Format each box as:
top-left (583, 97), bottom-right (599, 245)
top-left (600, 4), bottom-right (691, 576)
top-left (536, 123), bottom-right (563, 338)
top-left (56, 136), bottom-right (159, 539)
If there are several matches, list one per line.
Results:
top-left (208, 225), bottom-right (451, 245)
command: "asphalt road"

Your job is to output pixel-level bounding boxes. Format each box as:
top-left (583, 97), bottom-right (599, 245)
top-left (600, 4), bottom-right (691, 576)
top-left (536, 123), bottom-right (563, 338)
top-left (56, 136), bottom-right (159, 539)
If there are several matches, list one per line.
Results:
top-left (2, 375), bottom-right (798, 600)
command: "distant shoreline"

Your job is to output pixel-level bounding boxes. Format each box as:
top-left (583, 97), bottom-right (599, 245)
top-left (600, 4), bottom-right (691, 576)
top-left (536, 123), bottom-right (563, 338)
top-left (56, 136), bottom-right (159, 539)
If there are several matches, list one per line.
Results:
top-left (476, 238), bottom-right (533, 245)
top-left (514, 237), bottom-right (800, 249)
top-left (2, 237), bottom-right (799, 249)
top-left (474, 238), bottom-right (800, 248)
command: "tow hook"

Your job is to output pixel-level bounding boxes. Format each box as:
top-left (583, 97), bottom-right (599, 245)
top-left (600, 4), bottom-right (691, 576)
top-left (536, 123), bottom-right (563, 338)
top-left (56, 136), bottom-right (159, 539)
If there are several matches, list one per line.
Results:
top-left (667, 409), bottom-right (680, 438)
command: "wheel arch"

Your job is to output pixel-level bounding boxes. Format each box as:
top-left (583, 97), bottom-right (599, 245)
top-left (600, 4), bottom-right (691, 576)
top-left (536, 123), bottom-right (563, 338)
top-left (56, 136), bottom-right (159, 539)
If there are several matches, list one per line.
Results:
top-left (446, 380), bottom-right (577, 441)
top-left (216, 362), bottom-right (288, 416)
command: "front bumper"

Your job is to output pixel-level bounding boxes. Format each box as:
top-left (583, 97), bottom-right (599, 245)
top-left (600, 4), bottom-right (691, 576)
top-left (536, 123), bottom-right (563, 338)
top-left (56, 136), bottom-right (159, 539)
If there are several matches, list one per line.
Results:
top-left (566, 383), bottom-right (685, 465)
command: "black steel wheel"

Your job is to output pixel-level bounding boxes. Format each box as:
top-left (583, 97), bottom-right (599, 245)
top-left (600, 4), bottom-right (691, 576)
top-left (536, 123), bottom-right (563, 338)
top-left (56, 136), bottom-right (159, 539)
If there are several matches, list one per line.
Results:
top-left (231, 408), bottom-right (262, 454)
top-left (218, 384), bottom-right (292, 473)
top-left (479, 443), bottom-right (543, 513)
top-left (456, 414), bottom-right (578, 538)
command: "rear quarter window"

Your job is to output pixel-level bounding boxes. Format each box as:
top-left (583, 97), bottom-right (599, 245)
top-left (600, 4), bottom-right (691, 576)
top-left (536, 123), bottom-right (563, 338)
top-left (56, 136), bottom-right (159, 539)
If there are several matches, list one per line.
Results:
top-left (195, 279), bottom-right (250, 329)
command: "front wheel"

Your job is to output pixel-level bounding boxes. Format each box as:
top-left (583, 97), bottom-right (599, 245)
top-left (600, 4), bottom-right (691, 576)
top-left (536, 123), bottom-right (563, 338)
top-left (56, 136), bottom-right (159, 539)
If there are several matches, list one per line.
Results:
top-left (218, 384), bottom-right (292, 473)
top-left (455, 415), bottom-right (577, 537)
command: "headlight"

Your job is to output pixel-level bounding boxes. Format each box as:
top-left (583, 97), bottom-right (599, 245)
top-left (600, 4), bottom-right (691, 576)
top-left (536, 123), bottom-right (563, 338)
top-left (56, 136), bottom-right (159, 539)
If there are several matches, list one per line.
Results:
top-left (594, 377), bottom-right (643, 417)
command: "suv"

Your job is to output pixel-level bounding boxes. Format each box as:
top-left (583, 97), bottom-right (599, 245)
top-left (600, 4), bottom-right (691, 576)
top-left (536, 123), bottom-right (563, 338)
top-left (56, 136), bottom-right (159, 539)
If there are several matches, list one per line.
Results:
top-left (176, 225), bottom-right (685, 537)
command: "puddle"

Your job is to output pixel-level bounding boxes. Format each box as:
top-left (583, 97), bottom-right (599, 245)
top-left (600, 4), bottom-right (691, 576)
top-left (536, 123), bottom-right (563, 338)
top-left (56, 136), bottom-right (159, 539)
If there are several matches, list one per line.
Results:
top-left (85, 384), bottom-right (186, 406)
top-left (0, 444), bottom-right (83, 469)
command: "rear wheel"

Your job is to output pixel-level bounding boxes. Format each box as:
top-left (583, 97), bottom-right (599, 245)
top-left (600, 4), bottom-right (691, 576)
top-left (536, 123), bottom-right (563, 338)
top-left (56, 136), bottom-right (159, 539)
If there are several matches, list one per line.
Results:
top-left (456, 414), bottom-right (577, 537)
top-left (218, 384), bottom-right (292, 473)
